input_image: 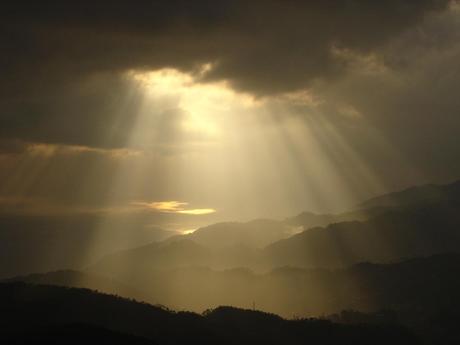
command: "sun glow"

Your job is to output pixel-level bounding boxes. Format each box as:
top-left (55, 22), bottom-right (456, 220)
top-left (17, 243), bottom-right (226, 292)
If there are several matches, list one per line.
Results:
top-left (128, 67), bottom-right (256, 140)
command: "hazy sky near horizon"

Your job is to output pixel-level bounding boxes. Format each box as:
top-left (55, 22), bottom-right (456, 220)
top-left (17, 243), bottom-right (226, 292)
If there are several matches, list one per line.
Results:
top-left (1, 1), bottom-right (460, 231)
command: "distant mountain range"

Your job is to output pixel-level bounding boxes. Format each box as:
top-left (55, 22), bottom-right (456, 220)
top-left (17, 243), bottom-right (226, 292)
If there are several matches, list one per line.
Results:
top-left (171, 219), bottom-right (298, 248)
top-left (2, 179), bottom-right (459, 278)
top-left (357, 179), bottom-right (460, 210)
top-left (4, 179), bottom-right (460, 344)
top-left (265, 200), bottom-right (460, 268)
top-left (91, 195), bottom-right (460, 274)
top-left (10, 253), bottom-right (460, 319)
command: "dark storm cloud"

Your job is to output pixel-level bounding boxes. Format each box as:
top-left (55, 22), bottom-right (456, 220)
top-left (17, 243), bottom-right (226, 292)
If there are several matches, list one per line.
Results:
top-left (0, 0), bottom-right (449, 148)
top-left (1, 0), bottom-right (448, 93)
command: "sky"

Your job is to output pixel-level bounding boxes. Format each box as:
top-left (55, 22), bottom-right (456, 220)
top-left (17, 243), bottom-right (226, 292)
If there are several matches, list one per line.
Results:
top-left (1, 1), bottom-right (460, 232)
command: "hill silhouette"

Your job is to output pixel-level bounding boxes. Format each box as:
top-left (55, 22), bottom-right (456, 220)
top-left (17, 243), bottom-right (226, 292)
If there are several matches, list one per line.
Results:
top-left (3, 180), bottom-right (460, 343)
top-left (357, 179), bottom-right (460, 210)
top-left (266, 200), bottom-right (460, 268)
top-left (89, 238), bottom-right (267, 276)
top-left (0, 211), bottom-right (345, 278)
top-left (1, 323), bottom-right (157, 345)
top-left (90, 196), bottom-right (460, 276)
top-left (6, 180), bottom-right (459, 279)
top-left (4, 269), bottom-right (148, 302)
top-left (0, 282), bottom-right (420, 345)
top-left (175, 219), bottom-right (297, 248)
top-left (12, 253), bottom-right (460, 321)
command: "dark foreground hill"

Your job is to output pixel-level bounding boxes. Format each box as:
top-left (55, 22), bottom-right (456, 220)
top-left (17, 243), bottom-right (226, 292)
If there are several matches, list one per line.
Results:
top-left (0, 282), bottom-right (420, 345)
top-left (0, 323), bottom-right (157, 345)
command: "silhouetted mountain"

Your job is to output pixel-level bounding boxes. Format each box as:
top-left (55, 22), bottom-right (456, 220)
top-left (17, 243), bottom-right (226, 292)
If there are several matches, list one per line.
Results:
top-left (265, 200), bottom-right (460, 268)
top-left (162, 180), bottom-right (460, 255)
top-left (0, 282), bottom-right (420, 345)
top-left (11, 180), bottom-right (456, 279)
top-left (286, 207), bottom-right (397, 233)
top-left (285, 180), bottom-right (460, 233)
top-left (184, 219), bottom-right (298, 248)
top-left (0, 214), bottom-right (176, 278)
top-left (91, 240), bottom-right (212, 274)
top-left (4, 269), bottom-right (151, 303)
top-left (284, 211), bottom-right (337, 228)
top-left (163, 218), bottom-right (309, 251)
top-left (90, 239), bottom-right (264, 277)
top-left (91, 197), bottom-right (460, 276)
top-left (23, 253), bottom-right (460, 323)
top-left (170, 212), bottom-right (374, 249)
top-left (4, 179), bottom-right (460, 343)
top-left (357, 179), bottom-right (460, 210)
top-left (327, 308), bottom-right (460, 345)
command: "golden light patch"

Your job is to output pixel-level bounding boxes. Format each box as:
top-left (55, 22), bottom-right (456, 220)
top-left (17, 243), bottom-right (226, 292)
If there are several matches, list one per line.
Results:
top-left (177, 208), bottom-right (216, 215)
top-left (27, 143), bottom-right (58, 157)
top-left (132, 200), bottom-right (216, 215)
top-left (180, 228), bottom-right (198, 235)
top-left (133, 201), bottom-right (188, 212)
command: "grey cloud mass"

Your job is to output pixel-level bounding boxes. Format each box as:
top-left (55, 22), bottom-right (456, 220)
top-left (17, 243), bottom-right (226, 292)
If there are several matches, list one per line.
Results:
top-left (2, 1), bottom-right (448, 93)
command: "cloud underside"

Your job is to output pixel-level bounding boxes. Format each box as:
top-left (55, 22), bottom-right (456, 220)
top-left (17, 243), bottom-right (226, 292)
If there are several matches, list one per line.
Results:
top-left (1, 1), bottom-right (449, 95)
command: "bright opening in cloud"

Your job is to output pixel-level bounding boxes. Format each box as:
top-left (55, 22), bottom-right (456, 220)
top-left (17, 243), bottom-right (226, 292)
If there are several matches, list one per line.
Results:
top-left (132, 200), bottom-right (216, 215)
top-left (127, 67), bottom-right (258, 144)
